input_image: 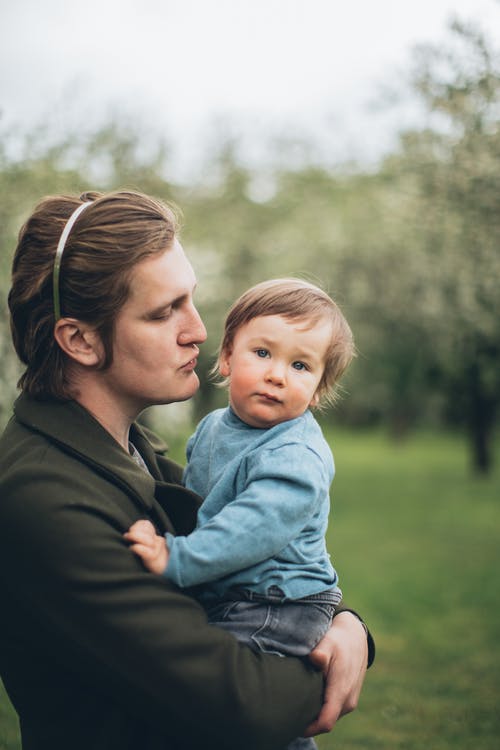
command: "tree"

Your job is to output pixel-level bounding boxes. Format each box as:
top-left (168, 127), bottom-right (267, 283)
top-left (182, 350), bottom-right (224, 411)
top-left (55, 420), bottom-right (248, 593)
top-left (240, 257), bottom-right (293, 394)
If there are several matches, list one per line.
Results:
top-left (383, 20), bottom-right (500, 471)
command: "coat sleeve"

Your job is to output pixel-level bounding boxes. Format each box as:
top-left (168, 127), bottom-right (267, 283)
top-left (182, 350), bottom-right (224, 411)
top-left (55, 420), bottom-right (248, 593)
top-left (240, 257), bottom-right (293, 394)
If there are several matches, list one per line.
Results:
top-left (0, 447), bottom-right (323, 750)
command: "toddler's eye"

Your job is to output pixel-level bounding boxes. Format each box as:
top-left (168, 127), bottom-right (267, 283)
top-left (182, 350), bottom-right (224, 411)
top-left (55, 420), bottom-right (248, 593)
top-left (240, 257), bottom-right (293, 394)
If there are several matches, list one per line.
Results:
top-left (256, 349), bottom-right (269, 358)
top-left (292, 361), bottom-right (307, 371)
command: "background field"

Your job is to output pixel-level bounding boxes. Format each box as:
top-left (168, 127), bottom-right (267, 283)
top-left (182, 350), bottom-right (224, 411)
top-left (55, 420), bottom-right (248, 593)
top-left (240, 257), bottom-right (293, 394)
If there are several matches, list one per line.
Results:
top-left (316, 427), bottom-right (500, 749)
top-left (1, 427), bottom-right (499, 750)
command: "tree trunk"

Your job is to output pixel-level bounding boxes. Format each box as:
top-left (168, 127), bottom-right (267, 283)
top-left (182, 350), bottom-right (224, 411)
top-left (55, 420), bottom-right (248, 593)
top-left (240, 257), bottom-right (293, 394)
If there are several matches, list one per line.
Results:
top-left (467, 360), bottom-right (496, 474)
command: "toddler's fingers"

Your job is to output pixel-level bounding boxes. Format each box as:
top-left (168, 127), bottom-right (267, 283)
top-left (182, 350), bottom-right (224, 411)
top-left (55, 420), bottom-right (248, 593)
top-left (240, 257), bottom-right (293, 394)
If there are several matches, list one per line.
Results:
top-left (128, 519), bottom-right (156, 536)
top-left (124, 528), bottom-right (157, 546)
top-left (129, 543), bottom-right (159, 563)
top-left (129, 541), bottom-right (167, 575)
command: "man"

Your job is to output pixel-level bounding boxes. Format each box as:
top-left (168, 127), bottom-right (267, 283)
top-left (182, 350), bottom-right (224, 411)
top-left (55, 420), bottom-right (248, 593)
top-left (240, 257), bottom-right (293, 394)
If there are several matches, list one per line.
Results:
top-left (0, 190), bottom-right (373, 750)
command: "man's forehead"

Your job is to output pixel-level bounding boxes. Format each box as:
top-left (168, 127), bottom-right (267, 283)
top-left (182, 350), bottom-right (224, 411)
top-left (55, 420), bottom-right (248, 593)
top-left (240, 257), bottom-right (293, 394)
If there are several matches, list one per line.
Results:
top-left (129, 244), bottom-right (196, 297)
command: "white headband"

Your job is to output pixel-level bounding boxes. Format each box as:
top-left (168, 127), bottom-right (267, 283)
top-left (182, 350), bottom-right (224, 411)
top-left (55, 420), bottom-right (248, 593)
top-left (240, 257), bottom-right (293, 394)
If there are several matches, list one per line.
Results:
top-left (52, 202), bottom-right (91, 321)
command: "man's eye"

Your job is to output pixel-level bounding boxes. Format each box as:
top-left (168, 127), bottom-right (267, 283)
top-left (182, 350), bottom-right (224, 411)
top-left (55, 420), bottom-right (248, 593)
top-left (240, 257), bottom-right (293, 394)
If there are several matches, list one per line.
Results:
top-left (255, 349), bottom-right (269, 358)
top-left (150, 308), bottom-right (172, 321)
top-left (292, 361), bottom-right (307, 371)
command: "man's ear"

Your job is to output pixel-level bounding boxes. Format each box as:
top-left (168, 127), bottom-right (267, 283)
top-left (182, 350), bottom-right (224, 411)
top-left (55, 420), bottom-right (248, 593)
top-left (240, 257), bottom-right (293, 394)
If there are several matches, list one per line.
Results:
top-left (54, 318), bottom-right (103, 367)
top-left (219, 346), bottom-right (232, 377)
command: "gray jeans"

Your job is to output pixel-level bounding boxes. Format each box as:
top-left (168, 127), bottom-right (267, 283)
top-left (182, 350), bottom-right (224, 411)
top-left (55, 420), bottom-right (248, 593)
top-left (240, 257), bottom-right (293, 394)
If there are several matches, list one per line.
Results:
top-left (205, 587), bottom-right (341, 750)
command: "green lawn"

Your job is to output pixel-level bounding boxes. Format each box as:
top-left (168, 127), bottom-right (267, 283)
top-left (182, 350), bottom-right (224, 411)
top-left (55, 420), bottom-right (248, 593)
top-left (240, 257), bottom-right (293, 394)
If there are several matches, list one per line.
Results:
top-left (316, 427), bottom-right (500, 750)
top-left (1, 428), bottom-right (499, 749)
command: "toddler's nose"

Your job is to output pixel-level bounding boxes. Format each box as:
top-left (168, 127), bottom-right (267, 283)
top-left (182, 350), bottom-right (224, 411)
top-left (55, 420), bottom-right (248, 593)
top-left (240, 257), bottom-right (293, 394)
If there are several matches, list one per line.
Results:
top-left (265, 364), bottom-right (286, 386)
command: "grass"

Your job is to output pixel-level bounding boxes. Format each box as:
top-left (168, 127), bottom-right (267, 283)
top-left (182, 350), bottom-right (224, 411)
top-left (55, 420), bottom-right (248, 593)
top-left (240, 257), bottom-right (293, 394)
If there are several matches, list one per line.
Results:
top-left (1, 427), bottom-right (499, 749)
top-left (316, 426), bottom-right (500, 750)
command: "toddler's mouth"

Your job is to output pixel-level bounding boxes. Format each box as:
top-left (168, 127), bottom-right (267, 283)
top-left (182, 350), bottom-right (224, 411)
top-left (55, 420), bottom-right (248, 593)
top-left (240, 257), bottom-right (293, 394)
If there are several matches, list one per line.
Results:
top-left (257, 392), bottom-right (281, 403)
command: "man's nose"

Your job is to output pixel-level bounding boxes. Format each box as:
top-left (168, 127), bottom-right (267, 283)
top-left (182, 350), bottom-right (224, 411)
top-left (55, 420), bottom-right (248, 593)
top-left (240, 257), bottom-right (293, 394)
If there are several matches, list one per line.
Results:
top-left (178, 305), bottom-right (207, 346)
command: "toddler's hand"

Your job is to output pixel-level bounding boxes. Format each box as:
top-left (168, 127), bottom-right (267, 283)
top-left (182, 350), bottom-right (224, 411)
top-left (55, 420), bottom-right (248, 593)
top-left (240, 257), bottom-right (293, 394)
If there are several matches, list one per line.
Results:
top-left (124, 519), bottom-right (169, 575)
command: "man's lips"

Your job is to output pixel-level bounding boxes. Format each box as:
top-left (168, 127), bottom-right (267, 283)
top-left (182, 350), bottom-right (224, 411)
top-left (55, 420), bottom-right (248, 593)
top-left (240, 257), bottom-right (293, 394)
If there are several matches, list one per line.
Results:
top-left (180, 348), bottom-right (199, 370)
top-left (181, 357), bottom-right (198, 370)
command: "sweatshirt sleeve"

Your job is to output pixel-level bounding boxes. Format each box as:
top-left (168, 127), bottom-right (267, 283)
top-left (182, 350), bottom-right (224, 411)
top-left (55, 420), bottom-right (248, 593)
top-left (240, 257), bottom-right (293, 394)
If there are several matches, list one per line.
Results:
top-left (165, 442), bottom-right (331, 588)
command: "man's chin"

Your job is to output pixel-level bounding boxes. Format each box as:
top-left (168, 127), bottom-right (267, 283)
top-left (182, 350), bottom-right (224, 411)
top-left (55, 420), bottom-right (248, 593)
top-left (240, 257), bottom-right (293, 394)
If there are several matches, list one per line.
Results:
top-left (173, 374), bottom-right (201, 403)
top-left (148, 374), bottom-right (201, 407)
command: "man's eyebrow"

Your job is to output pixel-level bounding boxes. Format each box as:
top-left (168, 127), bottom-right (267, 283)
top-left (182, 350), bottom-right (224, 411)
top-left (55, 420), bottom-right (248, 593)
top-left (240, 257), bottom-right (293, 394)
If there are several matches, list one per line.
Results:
top-left (147, 288), bottom-right (194, 317)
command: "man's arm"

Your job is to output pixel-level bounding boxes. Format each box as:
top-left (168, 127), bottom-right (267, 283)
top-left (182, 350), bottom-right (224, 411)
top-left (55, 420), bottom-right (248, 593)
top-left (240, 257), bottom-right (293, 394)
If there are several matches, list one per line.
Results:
top-left (0, 462), bottom-right (324, 750)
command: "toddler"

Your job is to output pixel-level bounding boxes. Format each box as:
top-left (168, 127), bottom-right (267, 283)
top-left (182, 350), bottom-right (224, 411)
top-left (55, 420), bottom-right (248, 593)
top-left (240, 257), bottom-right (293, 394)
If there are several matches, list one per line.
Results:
top-left (126, 278), bottom-right (355, 749)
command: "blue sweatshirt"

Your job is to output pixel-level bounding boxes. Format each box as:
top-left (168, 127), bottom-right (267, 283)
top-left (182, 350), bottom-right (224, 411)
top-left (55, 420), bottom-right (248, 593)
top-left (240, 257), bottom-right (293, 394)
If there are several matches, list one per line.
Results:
top-left (165, 407), bottom-right (339, 601)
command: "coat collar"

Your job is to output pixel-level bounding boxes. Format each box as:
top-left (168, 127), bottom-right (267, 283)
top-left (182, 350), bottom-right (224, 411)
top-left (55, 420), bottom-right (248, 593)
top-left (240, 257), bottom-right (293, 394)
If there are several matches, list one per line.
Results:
top-left (13, 394), bottom-right (202, 536)
top-left (14, 394), bottom-right (163, 513)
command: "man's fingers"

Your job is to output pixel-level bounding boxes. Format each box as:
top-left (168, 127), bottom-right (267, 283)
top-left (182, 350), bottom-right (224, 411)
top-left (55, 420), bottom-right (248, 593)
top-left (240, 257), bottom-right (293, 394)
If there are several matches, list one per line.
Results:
top-left (303, 693), bottom-right (342, 736)
top-left (304, 612), bottom-right (368, 737)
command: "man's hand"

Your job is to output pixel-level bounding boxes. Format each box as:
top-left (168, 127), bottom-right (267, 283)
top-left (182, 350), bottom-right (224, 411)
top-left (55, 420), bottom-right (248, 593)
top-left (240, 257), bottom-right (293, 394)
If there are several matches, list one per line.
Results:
top-left (304, 611), bottom-right (368, 737)
top-left (124, 519), bottom-right (169, 575)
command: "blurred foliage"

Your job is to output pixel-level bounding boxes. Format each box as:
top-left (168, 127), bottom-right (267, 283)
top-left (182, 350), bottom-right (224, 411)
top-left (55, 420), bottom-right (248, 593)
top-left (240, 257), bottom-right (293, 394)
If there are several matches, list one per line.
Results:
top-left (0, 20), bottom-right (498, 471)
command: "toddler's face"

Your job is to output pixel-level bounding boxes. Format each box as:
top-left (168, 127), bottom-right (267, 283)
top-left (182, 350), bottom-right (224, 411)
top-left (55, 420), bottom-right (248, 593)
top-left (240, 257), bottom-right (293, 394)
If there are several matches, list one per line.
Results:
top-left (219, 314), bottom-right (330, 428)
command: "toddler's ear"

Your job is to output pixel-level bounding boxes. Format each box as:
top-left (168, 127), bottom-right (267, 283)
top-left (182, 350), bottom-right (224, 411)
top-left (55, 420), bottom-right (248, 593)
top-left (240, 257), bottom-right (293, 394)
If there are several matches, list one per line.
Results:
top-left (219, 347), bottom-right (232, 377)
top-left (309, 392), bottom-right (320, 408)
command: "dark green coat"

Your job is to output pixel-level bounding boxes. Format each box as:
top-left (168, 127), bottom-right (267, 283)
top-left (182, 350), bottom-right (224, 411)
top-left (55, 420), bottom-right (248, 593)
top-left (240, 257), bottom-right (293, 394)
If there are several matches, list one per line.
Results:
top-left (0, 395), bottom-right (325, 750)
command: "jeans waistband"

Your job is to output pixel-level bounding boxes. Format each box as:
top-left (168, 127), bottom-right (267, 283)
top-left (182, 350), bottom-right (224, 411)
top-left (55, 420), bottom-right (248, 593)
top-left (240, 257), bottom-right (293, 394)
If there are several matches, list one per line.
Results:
top-left (226, 586), bottom-right (343, 606)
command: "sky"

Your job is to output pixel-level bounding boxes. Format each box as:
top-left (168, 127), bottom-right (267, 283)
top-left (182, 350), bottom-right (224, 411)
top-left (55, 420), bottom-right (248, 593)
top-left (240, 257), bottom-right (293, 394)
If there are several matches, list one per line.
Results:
top-left (1, 0), bottom-right (500, 181)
